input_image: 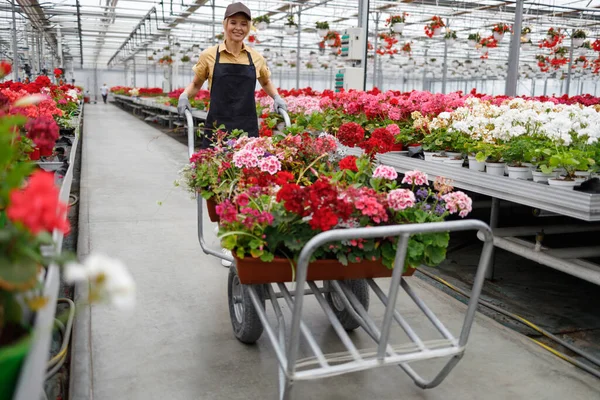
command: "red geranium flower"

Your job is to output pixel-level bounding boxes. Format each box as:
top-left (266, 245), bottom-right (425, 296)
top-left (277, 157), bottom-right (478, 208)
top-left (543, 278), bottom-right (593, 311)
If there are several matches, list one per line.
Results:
top-left (25, 116), bottom-right (59, 153)
top-left (339, 155), bottom-right (359, 172)
top-left (0, 61), bottom-right (12, 78)
top-left (7, 171), bottom-right (70, 235)
top-left (337, 122), bottom-right (365, 147)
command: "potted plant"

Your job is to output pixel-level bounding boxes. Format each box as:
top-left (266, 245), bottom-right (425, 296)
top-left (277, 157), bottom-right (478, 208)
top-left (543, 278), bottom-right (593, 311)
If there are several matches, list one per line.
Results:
top-left (444, 30), bottom-right (457, 47)
top-left (284, 15), bottom-right (297, 35)
top-left (401, 42), bottom-right (412, 54)
top-left (424, 16), bottom-right (445, 38)
top-left (521, 26), bottom-right (532, 40)
top-left (386, 13), bottom-right (408, 34)
top-left (502, 137), bottom-right (533, 180)
top-left (315, 21), bottom-right (330, 37)
top-left (573, 29), bottom-right (587, 47)
top-left (553, 46), bottom-right (569, 59)
top-left (578, 40), bottom-right (591, 56)
top-left (325, 31), bottom-right (341, 47)
top-left (467, 33), bottom-right (481, 47)
top-left (492, 23), bottom-right (511, 41)
top-left (472, 142), bottom-right (506, 176)
top-left (253, 15), bottom-right (270, 30)
top-left (209, 135), bottom-right (474, 283)
top-left (180, 55), bottom-right (191, 63)
top-left (543, 148), bottom-right (595, 189)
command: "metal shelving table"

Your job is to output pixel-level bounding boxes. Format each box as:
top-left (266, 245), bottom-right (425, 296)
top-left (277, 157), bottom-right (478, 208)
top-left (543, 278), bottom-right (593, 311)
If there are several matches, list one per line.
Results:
top-left (378, 153), bottom-right (600, 286)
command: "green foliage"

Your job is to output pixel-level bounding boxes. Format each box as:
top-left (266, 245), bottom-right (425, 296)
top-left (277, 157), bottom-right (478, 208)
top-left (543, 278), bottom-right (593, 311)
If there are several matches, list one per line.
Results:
top-left (502, 136), bottom-right (534, 166)
top-left (315, 21), bottom-right (329, 30)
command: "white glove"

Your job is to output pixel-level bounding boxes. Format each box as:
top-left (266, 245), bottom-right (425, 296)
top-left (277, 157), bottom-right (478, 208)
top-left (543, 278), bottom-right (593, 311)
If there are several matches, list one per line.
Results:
top-left (273, 95), bottom-right (287, 113)
top-left (177, 92), bottom-right (192, 116)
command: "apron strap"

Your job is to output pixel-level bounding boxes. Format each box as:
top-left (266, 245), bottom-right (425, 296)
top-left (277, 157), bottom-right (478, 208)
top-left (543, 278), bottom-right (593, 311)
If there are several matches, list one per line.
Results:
top-left (246, 51), bottom-right (254, 66)
top-left (215, 45), bottom-right (221, 64)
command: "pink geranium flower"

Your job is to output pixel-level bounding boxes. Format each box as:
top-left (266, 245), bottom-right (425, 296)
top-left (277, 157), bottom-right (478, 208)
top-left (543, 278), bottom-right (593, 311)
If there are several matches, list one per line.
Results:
top-left (442, 191), bottom-right (472, 218)
top-left (372, 165), bottom-right (398, 180)
top-left (401, 170), bottom-right (428, 186)
top-left (387, 189), bottom-right (416, 211)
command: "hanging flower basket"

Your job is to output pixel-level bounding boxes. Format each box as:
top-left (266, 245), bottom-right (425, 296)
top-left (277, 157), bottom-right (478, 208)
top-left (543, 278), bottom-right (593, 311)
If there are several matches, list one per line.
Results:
top-left (424, 16), bottom-right (445, 38)
top-left (493, 32), bottom-right (504, 42)
top-left (316, 21), bottom-right (329, 37)
top-left (284, 25), bottom-right (297, 35)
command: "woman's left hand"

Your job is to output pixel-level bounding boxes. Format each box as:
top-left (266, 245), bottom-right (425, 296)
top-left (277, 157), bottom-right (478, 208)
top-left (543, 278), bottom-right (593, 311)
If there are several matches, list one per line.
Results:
top-left (273, 95), bottom-right (287, 113)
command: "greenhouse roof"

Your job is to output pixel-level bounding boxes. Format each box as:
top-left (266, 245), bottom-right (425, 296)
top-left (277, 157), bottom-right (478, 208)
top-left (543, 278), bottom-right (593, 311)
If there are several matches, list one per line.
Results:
top-left (2, 0), bottom-right (600, 71)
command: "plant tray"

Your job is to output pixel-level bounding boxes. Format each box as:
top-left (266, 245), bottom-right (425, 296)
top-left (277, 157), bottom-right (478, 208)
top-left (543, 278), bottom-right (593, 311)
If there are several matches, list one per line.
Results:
top-left (233, 255), bottom-right (415, 284)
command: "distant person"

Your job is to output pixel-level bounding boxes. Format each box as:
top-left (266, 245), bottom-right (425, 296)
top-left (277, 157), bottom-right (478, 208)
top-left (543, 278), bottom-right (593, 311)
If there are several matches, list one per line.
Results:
top-left (100, 83), bottom-right (109, 104)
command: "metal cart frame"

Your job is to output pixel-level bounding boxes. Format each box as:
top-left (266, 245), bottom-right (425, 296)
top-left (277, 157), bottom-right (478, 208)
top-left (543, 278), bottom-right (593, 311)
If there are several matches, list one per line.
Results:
top-left (184, 110), bottom-right (494, 399)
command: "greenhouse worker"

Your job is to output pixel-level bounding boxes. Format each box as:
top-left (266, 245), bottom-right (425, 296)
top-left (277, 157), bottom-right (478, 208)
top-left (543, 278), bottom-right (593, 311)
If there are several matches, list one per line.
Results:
top-left (177, 1), bottom-right (286, 149)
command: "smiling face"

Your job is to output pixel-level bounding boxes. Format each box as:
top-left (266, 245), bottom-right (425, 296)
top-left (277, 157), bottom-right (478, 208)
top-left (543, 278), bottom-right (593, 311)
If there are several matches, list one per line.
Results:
top-left (223, 14), bottom-right (250, 43)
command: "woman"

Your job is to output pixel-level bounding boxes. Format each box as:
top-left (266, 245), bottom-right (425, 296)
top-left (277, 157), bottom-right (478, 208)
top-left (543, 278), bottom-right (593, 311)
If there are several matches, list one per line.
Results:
top-left (177, 2), bottom-right (286, 148)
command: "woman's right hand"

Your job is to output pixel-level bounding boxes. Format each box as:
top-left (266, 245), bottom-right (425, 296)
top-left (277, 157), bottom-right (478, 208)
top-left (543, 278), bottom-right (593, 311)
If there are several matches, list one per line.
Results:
top-left (177, 92), bottom-right (192, 116)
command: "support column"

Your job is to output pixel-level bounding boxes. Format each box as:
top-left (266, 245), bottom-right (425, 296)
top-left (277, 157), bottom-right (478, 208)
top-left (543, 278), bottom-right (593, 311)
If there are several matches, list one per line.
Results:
top-left (422, 49), bottom-right (428, 91)
top-left (133, 57), bottom-right (137, 87)
top-left (505, 0), bottom-right (524, 96)
top-left (441, 19), bottom-right (450, 94)
top-left (11, 0), bottom-right (19, 81)
top-left (296, 6), bottom-right (302, 89)
top-left (373, 12), bottom-right (380, 89)
top-left (531, 78), bottom-right (535, 96)
top-left (57, 25), bottom-right (63, 68)
top-left (565, 30), bottom-right (575, 96)
top-left (543, 77), bottom-right (548, 96)
top-left (93, 66), bottom-right (98, 103)
top-left (145, 49), bottom-right (149, 87)
top-left (358, 0), bottom-right (370, 90)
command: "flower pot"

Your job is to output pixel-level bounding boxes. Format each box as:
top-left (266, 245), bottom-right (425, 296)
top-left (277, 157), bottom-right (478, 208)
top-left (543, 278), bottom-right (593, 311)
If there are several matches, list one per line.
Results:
top-left (423, 151), bottom-right (440, 162)
top-left (444, 151), bottom-right (462, 159)
top-left (326, 39), bottom-right (336, 46)
top-left (468, 39), bottom-right (478, 48)
top-left (485, 162), bottom-right (506, 176)
top-left (206, 198), bottom-right (220, 222)
top-left (468, 156), bottom-right (486, 172)
top-left (445, 39), bottom-right (456, 47)
top-left (256, 21), bottom-right (268, 31)
top-left (317, 29), bottom-right (328, 38)
top-left (0, 333), bottom-right (31, 400)
top-left (573, 38), bottom-right (585, 48)
top-left (532, 170), bottom-right (556, 183)
top-left (431, 155), bottom-right (449, 163)
top-left (392, 23), bottom-right (405, 33)
top-left (443, 158), bottom-right (464, 168)
top-left (29, 147), bottom-right (41, 161)
top-left (522, 33), bottom-right (530, 41)
top-left (507, 166), bottom-right (530, 180)
top-left (493, 32), bottom-right (504, 41)
top-left (547, 178), bottom-right (578, 190)
top-left (233, 255), bottom-right (416, 284)
top-left (522, 162), bottom-right (535, 180)
top-left (433, 27), bottom-right (442, 36)
top-left (284, 25), bottom-right (296, 35)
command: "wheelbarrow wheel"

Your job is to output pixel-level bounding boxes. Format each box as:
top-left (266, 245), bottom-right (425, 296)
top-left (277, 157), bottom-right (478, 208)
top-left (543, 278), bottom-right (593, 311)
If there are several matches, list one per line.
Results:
top-left (325, 279), bottom-right (370, 331)
top-left (228, 265), bottom-right (264, 344)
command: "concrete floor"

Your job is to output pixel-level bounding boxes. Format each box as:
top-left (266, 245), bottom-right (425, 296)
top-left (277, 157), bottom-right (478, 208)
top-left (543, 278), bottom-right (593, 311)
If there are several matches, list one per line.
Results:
top-left (70, 103), bottom-right (600, 400)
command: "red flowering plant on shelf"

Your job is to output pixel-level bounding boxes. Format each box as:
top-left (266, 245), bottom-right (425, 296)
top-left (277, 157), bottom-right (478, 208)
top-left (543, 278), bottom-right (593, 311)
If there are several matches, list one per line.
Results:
top-left (424, 16), bottom-right (445, 38)
top-left (592, 39), bottom-right (600, 52)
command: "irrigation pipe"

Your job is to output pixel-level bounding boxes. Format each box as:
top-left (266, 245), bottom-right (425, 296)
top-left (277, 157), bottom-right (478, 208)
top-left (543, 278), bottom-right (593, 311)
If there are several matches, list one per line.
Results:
top-left (45, 298), bottom-right (75, 380)
top-left (416, 268), bottom-right (600, 379)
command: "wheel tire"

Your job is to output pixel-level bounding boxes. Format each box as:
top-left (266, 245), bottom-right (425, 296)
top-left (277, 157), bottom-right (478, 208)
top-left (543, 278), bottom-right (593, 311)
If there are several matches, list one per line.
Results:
top-left (325, 279), bottom-right (370, 331)
top-left (228, 265), bottom-right (264, 344)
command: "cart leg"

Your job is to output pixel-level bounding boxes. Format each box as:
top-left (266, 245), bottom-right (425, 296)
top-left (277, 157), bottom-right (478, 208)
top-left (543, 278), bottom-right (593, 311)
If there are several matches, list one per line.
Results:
top-left (400, 354), bottom-right (463, 389)
top-left (280, 378), bottom-right (294, 400)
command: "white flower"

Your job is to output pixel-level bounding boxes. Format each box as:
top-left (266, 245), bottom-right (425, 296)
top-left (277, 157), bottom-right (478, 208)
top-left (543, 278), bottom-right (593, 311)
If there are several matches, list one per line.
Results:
top-left (64, 253), bottom-right (136, 310)
top-left (438, 112), bottom-right (451, 119)
top-left (13, 94), bottom-right (49, 107)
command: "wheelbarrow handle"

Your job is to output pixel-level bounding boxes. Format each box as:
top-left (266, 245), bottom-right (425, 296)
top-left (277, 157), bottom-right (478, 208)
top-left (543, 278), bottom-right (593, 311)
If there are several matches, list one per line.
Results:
top-left (278, 108), bottom-right (291, 128)
top-left (185, 109), bottom-right (195, 160)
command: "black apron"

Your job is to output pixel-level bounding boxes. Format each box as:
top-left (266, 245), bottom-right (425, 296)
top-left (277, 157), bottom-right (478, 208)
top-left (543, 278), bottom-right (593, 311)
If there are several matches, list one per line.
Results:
top-left (202, 46), bottom-right (259, 148)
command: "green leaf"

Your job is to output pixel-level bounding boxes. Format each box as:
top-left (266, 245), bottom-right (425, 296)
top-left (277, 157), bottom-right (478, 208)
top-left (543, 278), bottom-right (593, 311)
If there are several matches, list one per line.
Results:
top-left (0, 255), bottom-right (39, 291)
top-left (250, 248), bottom-right (263, 258)
top-left (424, 245), bottom-right (447, 266)
top-left (260, 252), bottom-right (274, 262)
top-left (338, 253), bottom-right (348, 266)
